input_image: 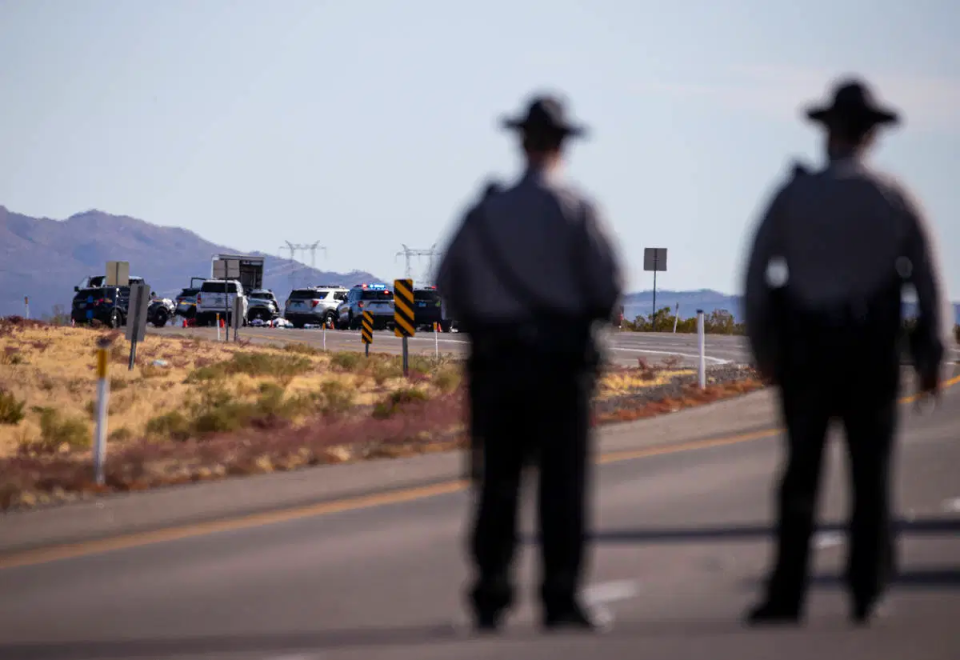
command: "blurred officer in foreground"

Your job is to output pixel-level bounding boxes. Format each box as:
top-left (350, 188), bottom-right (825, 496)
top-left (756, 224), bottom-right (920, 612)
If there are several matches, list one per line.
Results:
top-left (437, 94), bottom-right (623, 632)
top-left (742, 77), bottom-right (951, 626)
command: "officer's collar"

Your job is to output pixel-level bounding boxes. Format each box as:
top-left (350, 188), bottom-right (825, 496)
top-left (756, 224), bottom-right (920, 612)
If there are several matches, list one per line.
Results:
top-left (521, 164), bottom-right (563, 185)
top-left (827, 145), bottom-right (866, 165)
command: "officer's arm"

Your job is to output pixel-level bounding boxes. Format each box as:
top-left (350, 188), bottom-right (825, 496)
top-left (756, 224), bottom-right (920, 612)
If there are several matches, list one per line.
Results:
top-left (899, 186), bottom-right (951, 385)
top-left (436, 208), bottom-right (474, 321)
top-left (742, 188), bottom-right (786, 377)
top-left (579, 200), bottom-right (625, 322)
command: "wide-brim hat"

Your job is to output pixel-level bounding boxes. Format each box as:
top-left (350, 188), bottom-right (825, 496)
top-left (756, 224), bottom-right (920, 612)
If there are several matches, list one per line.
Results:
top-left (500, 95), bottom-right (587, 137)
top-left (805, 78), bottom-right (899, 127)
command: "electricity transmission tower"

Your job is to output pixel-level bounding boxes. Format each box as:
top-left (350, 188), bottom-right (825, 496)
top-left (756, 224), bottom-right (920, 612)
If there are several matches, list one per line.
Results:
top-left (279, 241), bottom-right (327, 289)
top-left (395, 244), bottom-right (439, 284)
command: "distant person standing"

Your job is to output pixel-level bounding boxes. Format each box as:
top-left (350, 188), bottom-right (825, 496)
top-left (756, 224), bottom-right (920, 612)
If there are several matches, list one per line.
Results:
top-left (437, 94), bottom-right (623, 632)
top-left (742, 78), bottom-right (951, 625)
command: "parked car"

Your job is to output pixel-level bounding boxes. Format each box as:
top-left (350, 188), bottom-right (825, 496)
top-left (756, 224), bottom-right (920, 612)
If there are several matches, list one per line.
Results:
top-left (70, 286), bottom-right (131, 328)
top-left (175, 287), bottom-right (200, 319)
top-left (247, 289), bottom-right (281, 323)
top-left (284, 286), bottom-right (348, 328)
top-left (336, 284), bottom-right (394, 330)
top-left (195, 279), bottom-right (248, 327)
top-left (148, 295), bottom-right (175, 327)
top-left (412, 286), bottom-right (451, 331)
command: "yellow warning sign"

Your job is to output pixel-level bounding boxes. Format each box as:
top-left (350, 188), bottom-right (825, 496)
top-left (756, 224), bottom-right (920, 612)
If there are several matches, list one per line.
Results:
top-left (361, 311), bottom-right (374, 344)
top-left (393, 279), bottom-right (415, 337)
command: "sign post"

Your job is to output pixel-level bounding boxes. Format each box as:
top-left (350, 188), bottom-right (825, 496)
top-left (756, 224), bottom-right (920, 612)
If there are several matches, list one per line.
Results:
top-left (393, 279), bottom-right (415, 376)
top-left (125, 282), bottom-right (150, 370)
top-left (696, 309), bottom-right (706, 389)
top-left (643, 248), bottom-right (668, 328)
top-left (23, 296), bottom-right (29, 319)
top-left (232, 295), bottom-right (243, 342)
top-left (93, 336), bottom-right (111, 485)
top-left (361, 311), bottom-right (374, 357)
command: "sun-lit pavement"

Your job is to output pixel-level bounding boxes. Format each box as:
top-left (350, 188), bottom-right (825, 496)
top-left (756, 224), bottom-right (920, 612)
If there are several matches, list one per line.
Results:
top-left (0, 380), bottom-right (957, 659)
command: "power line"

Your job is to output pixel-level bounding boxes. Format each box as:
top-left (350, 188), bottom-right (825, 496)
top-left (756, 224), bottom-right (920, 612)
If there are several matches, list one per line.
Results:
top-left (280, 241), bottom-right (328, 289)
top-left (395, 243), bottom-right (439, 284)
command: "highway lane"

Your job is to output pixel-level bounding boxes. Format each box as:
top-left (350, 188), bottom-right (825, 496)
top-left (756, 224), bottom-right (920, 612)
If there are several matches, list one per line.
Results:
top-left (151, 325), bottom-right (751, 368)
top-left (1, 386), bottom-right (957, 659)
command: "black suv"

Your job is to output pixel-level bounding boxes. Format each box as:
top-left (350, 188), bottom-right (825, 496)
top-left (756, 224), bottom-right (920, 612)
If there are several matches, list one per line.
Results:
top-left (413, 286), bottom-right (450, 331)
top-left (71, 286), bottom-right (131, 328)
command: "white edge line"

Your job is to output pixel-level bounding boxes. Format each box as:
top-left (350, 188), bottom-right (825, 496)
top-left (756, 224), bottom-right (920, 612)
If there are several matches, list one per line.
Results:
top-left (584, 580), bottom-right (640, 604)
top-left (610, 347), bottom-right (730, 364)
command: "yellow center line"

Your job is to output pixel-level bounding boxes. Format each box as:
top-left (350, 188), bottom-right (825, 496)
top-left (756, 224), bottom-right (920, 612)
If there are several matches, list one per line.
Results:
top-left (2, 375), bottom-right (955, 571)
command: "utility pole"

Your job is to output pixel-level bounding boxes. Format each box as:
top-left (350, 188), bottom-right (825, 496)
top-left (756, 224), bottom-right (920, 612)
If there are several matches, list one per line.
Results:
top-left (395, 243), bottom-right (439, 284)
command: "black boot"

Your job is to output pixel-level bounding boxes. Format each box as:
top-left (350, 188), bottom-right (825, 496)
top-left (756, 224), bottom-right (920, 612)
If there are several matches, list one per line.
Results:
top-left (744, 600), bottom-right (802, 626)
top-left (468, 579), bottom-right (512, 633)
top-left (543, 600), bottom-right (612, 632)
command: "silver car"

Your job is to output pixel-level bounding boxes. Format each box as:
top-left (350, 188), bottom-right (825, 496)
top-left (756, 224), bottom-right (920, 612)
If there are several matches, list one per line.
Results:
top-left (283, 286), bottom-right (348, 328)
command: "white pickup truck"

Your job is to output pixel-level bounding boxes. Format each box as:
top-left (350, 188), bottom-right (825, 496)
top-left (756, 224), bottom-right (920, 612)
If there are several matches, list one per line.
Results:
top-left (195, 279), bottom-right (248, 327)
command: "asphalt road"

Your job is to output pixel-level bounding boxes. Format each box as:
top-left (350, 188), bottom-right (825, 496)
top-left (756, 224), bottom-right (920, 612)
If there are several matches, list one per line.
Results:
top-left (152, 325), bottom-right (751, 368)
top-left (1, 387), bottom-right (957, 659)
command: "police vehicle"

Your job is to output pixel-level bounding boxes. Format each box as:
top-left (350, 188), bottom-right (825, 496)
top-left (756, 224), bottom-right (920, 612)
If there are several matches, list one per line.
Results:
top-left (195, 279), bottom-right (248, 327)
top-left (284, 286), bottom-right (348, 328)
top-left (413, 286), bottom-right (451, 331)
top-left (336, 283), bottom-right (394, 330)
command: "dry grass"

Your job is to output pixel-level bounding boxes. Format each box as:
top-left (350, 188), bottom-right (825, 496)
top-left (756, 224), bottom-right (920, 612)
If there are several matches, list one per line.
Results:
top-left (0, 318), bottom-right (766, 509)
top-left (0, 323), bottom-right (445, 457)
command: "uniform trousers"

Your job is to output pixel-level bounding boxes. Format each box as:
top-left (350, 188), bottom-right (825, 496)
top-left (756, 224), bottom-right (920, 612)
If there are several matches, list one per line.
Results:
top-left (466, 347), bottom-right (596, 615)
top-left (764, 296), bottom-right (902, 611)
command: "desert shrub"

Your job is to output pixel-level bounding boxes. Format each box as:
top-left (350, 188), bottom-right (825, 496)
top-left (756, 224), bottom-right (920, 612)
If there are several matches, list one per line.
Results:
top-left (318, 380), bottom-right (355, 416)
top-left (109, 341), bottom-right (127, 362)
top-left (253, 382), bottom-right (314, 421)
top-left (48, 305), bottom-right (71, 326)
top-left (38, 408), bottom-right (90, 450)
top-left (330, 352), bottom-right (363, 372)
top-left (284, 342), bottom-right (322, 356)
top-left (109, 427), bottom-right (133, 442)
top-left (1, 347), bottom-right (24, 365)
top-left (187, 352), bottom-right (312, 383)
top-left (625, 307), bottom-right (745, 335)
top-left (373, 387), bottom-right (429, 419)
top-left (432, 365), bottom-right (462, 393)
top-left (0, 389), bottom-right (26, 425)
top-left (146, 410), bottom-right (192, 441)
top-left (371, 358), bottom-right (403, 385)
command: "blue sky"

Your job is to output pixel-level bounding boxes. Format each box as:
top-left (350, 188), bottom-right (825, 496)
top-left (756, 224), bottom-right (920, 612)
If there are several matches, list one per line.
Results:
top-left (1, 0), bottom-right (957, 296)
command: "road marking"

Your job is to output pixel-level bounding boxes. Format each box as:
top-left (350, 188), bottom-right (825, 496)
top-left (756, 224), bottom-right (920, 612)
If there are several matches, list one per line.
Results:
top-left (942, 498), bottom-right (960, 513)
top-left (1, 374), bottom-right (957, 571)
top-left (814, 531), bottom-right (844, 549)
top-left (609, 347), bottom-right (731, 364)
top-left (584, 580), bottom-right (639, 604)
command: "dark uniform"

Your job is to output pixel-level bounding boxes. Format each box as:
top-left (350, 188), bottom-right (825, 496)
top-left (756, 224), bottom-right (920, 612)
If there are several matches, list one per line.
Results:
top-left (436, 96), bottom-right (623, 631)
top-left (742, 79), bottom-right (951, 625)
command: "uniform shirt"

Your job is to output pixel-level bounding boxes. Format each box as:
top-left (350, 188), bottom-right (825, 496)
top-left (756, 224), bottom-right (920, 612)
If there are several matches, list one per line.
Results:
top-left (437, 167), bottom-right (623, 325)
top-left (743, 153), bottom-right (952, 372)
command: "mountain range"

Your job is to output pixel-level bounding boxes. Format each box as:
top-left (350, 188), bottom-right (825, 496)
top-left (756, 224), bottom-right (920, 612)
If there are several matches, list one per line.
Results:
top-left (0, 205), bottom-right (378, 317)
top-left (1, 205), bottom-right (957, 323)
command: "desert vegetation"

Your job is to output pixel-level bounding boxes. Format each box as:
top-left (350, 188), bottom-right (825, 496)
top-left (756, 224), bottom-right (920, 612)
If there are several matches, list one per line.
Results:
top-left (0, 316), bottom-right (767, 509)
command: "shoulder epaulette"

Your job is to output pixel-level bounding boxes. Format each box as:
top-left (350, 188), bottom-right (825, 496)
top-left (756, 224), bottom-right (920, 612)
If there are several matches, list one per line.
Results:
top-left (482, 180), bottom-right (503, 199)
top-left (791, 160), bottom-right (810, 178)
